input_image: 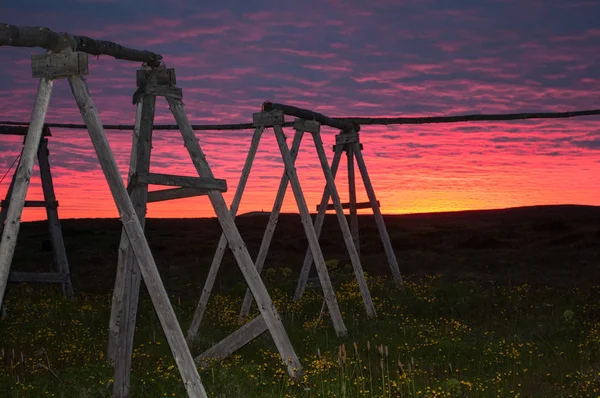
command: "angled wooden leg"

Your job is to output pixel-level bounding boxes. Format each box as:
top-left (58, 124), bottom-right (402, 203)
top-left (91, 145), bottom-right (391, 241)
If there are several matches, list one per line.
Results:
top-left (0, 77), bottom-right (54, 306)
top-left (353, 143), bottom-right (404, 289)
top-left (294, 145), bottom-right (344, 300)
top-left (272, 124), bottom-right (347, 337)
top-left (107, 100), bottom-right (144, 364)
top-left (167, 98), bottom-right (302, 378)
top-left (68, 76), bottom-right (207, 398)
top-left (187, 126), bottom-right (264, 342)
top-left (311, 133), bottom-right (376, 318)
top-left (37, 138), bottom-right (73, 298)
top-left (112, 94), bottom-right (156, 398)
top-left (238, 128), bottom-right (304, 319)
top-left (346, 145), bottom-right (360, 257)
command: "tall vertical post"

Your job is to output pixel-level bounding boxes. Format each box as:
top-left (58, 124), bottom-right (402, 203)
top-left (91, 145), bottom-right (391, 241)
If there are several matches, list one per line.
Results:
top-left (112, 86), bottom-right (157, 398)
top-left (107, 100), bottom-right (144, 364)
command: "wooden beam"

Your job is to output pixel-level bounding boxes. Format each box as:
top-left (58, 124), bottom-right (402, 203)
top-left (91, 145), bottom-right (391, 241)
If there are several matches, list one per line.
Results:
top-left (0, 77), bottom-right (54, 307)
top-left (38, 138), bottom-right (72, 298)
top-left (353, 143), bottom-right (404, 289)
top-left (147, 187), bottom-right (208, 203)
top-left (263, 102), bottom-right (359, 133)
top-left (137, 172), bottom-right (227, 192)
top-left (8, 271), bottom-right (68, 284)
top-left (32, 52), bottom-right (88, 79)
top-left (1, 200), bottom-right (58, 208)
top-left (315, 200), bottom-right (379, 212)
top-left (68, 75), bottom-right (207, 398)
top-left (311, 131), bottom-right (376, 318)
top-left (187, 126), bottom-right (265, 341)
top-left (294, 146), bottom-right (344, 301)
top-left (239, 128), bottom-right (304, 319)
top-left (168, 97), bottom-right (303, 379)
top-left (272, 124), bottom-right (347, 337)
top-left (113, 92), bottom-right (156, 398)
top-left (0, 24), bottom-right (162, 66)
top-left (194, 315), bottom-right (268, 367)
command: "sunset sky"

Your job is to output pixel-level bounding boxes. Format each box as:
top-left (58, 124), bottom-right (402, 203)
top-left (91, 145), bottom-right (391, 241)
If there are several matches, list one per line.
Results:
top-left (0, 0), bottom-right (599, 221)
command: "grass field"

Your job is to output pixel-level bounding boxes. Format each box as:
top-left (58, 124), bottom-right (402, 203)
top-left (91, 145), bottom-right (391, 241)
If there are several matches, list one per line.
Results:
top-left (1, 205), bottom-right (600, 397)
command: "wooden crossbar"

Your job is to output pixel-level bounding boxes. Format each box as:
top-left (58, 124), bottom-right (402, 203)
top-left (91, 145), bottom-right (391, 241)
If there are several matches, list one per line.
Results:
top-left (136, 172), bottom-right (227, 191)
top-left (316, 200), bottom-right (379, 211)
top-left (8, 271), bottom-right (68, 284)
top-left (1, 200), bottom-right (58, 208)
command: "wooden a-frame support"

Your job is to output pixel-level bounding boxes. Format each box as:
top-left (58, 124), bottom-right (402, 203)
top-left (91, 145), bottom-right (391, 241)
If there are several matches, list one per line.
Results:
top-left (294, 130), bottom-right (404, 300)
top-left (0, 127), bottom-right (73, 315)
top-left (0, 49), bottom-right (211, 397)
top-left (105, 67), bottom-right (302, 397)
top-left (186, 110), bottom-right (379, 365)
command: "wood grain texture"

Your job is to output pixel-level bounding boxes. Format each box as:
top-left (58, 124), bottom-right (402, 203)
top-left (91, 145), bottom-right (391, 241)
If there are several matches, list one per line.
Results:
top-left (137, 172), bottom-right (227, 191)
top-left (167, 97), bottom-right (303, 379)
top-left (0, 77), bottom-right (53, 306)
top-left (107, 101), bottom-right (144, 365)
top-left (31, 52), bottom-right (88, 79)
top-left (147, 187), bottom-right (208, 203)
top-left (68, 75), bottom-right (207, 398)
top-left (113, 94), bottom-right (156, 398)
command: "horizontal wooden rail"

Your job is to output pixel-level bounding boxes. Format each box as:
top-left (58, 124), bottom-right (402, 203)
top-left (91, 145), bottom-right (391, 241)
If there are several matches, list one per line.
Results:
top-left (147, 187), bottom-right (209, 203)
top-left (316, 200), bottom-right (379, 212)
top-left (0, 23), bottom-right (162, 66)
top-left (8, 271), bottom-right (69, 284)
top-left (1, 200), bottom-right (58, 208)
top-left (136, 172), bottom-right (227, 192)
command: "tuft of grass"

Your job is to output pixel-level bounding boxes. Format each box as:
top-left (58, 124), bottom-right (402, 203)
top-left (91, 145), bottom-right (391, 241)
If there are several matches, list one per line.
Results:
top-left (2, 270), bottom-right (600, 397)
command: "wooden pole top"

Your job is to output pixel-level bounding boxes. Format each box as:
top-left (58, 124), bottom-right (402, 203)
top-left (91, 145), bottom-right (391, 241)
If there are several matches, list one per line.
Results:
top-left (0, 23), bottom-right (163, 67)
top-left (262, 101), bottom-right (360, 133)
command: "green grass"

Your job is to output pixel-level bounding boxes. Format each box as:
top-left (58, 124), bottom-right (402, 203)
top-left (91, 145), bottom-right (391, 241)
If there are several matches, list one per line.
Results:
top-left (2, 266), bottom-right (600, 397)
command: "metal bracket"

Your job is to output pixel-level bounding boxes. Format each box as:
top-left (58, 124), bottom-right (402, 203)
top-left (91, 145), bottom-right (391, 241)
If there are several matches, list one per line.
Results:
top-left (31, 51), bottom-right (89, 79)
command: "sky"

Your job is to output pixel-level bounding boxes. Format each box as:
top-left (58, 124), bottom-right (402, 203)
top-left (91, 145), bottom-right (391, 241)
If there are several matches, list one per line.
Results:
top-left (0, 0), bottom-right (599, 221)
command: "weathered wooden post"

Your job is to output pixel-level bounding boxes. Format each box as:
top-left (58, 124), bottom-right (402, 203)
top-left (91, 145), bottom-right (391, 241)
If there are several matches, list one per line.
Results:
top-left (0, 126), bottom-right (73, 300)
top-left (294, 130), bottom-right (405, 298)
top-left (0, 23), bottom-right (209, 397)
